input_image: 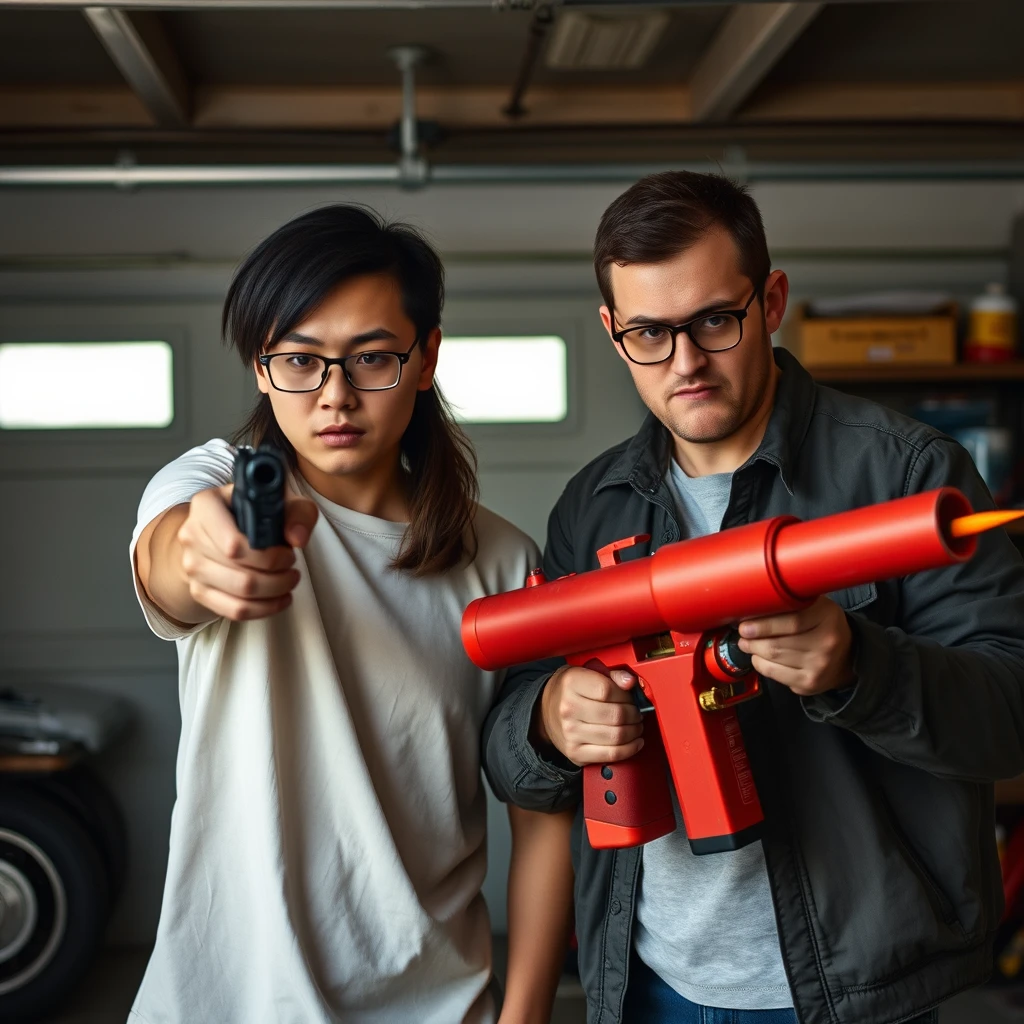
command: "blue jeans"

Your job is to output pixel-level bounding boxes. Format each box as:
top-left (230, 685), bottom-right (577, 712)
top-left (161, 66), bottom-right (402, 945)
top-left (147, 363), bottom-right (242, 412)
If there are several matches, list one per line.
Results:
top-left (623, 954), bottom-right (940, 1024)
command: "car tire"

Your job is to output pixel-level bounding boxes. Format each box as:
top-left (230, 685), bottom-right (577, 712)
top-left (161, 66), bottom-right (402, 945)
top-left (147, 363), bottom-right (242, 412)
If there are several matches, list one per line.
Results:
top-left (29, 767), bottom-right (128, 901)
top-left (0, 785), bottom-right (109, 1022)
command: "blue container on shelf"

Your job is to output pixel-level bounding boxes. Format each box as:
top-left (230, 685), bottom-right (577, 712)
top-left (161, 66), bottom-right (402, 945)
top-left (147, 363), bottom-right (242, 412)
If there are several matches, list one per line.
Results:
top-left (910, 398), bottom-right (995, 433)
top-left (952, 427), bottom-right (1014, 506)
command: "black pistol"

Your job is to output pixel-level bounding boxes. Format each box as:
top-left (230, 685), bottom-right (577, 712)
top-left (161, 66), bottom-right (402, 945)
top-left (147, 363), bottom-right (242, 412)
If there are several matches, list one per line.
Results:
top-left (231, 445), bottom-right (286, 549)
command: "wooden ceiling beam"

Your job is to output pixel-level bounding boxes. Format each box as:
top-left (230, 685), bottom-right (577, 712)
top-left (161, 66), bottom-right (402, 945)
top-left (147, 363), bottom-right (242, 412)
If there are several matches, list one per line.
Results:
top-left (2, 82), bottom-right (1023, 131)
top-left (194, 84), bottom-right (692, 128)
top-left (0, 86), bottom-right (692, 130)
top-left (0, 87), bottom-right (152, 127)
top-left (742, 82), bottom-right (1024, 122)
top-left (83, 7), bottom-right (190, 127)
top-left (690, 2), bottom-right (824, 122)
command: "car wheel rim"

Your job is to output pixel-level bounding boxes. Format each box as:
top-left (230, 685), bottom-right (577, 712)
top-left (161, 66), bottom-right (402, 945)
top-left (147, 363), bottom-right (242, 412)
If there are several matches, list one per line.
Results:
top-left (0, 856), bottom-right (38, 965)
top-left (0, 829), bottom-right (67, 995)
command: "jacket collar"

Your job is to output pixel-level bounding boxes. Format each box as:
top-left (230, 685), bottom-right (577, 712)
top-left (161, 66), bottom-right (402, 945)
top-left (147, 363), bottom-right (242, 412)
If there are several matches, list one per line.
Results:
top-left (594, 347), bottom-right (815, 498)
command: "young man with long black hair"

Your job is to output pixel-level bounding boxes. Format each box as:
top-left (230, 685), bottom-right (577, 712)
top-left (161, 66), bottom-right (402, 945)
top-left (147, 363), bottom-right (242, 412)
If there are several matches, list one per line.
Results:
top-left (483, 171), bottom-right (1024, 1024)
top-left (130, 205), bottom-right (574, 1024)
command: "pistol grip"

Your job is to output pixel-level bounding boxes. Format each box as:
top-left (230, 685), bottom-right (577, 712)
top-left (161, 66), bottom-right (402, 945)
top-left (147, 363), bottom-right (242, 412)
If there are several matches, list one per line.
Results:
top-left (582, 717), bottom-right (676, 849)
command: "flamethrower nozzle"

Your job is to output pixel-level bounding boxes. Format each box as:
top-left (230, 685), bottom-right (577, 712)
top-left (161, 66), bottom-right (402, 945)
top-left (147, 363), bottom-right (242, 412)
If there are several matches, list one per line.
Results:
top-left (949, 509), bottom-right (1024, 539)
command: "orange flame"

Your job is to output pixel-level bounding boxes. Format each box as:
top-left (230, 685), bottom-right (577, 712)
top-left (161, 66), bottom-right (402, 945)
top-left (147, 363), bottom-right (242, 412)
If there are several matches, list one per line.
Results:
top-left (949, 509), bottom-right (1024, 538)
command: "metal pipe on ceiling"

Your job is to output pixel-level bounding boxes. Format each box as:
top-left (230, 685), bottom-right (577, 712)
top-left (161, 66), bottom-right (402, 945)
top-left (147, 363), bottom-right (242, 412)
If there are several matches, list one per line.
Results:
top-left (503, 3), bottom-right (554, 119)
top-left (3, 160), bottom-right (1024, 187)
top-left (0, 164), bottom-right (404, 185)
top-left (388, 45), bottom-right (429, 186)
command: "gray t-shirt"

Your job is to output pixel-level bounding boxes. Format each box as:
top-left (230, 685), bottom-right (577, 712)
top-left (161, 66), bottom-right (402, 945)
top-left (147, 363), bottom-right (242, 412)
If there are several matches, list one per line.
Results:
top-left (632, 458), bottom-right (793, 1010)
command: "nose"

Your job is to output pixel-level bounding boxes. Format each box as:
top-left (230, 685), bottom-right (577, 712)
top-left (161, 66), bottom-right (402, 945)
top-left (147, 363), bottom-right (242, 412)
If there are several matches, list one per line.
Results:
top-left (668, 330), bottom-right (710, 379)
top-left (319, 363), bottom-right (357, 409)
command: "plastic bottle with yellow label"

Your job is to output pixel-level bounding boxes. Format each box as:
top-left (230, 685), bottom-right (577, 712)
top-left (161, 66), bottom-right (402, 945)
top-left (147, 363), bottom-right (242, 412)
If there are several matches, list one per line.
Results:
top-left (964, 282), bottom-right (1018, 362)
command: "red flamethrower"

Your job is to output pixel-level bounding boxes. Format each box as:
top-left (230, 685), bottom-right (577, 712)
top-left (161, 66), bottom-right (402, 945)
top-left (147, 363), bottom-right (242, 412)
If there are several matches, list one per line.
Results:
top-left (463, 489), bottom-right (1022, 853)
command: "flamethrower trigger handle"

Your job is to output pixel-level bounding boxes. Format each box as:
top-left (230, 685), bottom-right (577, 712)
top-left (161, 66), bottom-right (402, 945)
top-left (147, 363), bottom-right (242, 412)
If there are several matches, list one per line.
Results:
top-left (582, 717), bottom-right (677, 849)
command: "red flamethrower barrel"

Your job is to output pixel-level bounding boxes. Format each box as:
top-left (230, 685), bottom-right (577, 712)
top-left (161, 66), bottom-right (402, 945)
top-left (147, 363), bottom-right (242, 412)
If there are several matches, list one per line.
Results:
top-left (462, 488), bottom-right (978, 672)
top-left (774, 487), bottom-right (973, 597)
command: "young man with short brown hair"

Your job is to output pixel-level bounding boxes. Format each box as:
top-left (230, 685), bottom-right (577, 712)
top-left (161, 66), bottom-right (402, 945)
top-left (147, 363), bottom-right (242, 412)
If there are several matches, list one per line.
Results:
top-left (483, 171), bottom-right (1024, 1024)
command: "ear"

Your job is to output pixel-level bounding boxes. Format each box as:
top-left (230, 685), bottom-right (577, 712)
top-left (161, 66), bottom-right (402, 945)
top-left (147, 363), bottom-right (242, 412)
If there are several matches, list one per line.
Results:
top-left (762, 270), bottom-right (789, 337)
top-left (416, 328), bottom-right (441, 391)
top-left (254, 356), bottom-right (271, 395)
top-left (600, 305), bottom-right (631, 366)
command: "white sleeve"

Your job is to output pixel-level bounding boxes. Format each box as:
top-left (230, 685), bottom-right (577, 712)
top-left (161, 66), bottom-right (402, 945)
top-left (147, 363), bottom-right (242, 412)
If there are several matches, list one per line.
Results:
top-left (129, 438), bottom-right (238, 641)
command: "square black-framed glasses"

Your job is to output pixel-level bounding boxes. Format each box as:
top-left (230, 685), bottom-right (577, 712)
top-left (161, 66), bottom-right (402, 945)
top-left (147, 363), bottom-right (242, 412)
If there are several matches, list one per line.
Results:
top-left (258, 338), bottom-right (420, 393)
top-left (610, 283), bottom-right (764, 365)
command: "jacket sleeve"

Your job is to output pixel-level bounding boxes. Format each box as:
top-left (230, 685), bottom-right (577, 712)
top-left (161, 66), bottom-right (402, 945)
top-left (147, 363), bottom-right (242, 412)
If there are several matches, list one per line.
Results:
top-left (802, 436), bottom-right (1024, 781)
top-left (481, 492), bottom-right (583, 812)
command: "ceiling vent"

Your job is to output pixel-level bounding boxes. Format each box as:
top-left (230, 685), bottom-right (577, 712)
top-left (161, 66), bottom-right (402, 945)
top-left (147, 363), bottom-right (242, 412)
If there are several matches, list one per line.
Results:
top-left (545, 9), bottom-right (670, 71)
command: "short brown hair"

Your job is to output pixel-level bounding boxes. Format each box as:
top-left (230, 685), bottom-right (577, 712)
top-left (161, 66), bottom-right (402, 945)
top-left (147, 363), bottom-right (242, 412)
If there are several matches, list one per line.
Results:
top-left (593, 171), bottom-right (771, 308)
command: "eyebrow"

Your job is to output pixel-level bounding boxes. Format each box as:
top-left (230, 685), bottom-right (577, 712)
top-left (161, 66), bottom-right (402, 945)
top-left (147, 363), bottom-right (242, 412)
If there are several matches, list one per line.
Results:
top-left (621, 297), bottom-right (742, 327)
top-left (272, 327), bottom-right (401, 350)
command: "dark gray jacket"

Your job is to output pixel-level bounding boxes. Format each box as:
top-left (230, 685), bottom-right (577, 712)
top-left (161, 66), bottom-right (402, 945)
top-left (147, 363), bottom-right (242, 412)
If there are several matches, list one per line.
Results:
top-left (482, 347), bottom-right (1024, 1024)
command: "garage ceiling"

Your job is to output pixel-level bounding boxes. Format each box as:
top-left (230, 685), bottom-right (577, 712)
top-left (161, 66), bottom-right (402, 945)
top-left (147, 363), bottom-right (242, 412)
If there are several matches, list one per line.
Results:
top-left (1, 0), bottom-right (1022, 172)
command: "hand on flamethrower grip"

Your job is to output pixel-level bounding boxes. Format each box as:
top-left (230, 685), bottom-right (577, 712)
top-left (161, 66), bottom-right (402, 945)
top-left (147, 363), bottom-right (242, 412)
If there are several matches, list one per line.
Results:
top-left (737, 595), bottom-right (857, 698)
top-left (173, 482), bottom-right (318, 622)
top-left (534, 661), bottom-right (645, 768)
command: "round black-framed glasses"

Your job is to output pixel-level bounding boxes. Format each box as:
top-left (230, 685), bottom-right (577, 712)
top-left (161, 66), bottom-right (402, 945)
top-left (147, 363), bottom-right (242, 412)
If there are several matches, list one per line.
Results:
top-left (258, 339), bottom-right (419, 393)
top-left (610, 284), bottom-right (763, 365)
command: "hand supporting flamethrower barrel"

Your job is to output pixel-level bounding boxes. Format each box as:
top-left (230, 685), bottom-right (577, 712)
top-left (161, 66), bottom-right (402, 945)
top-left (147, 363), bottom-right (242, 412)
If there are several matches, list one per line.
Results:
top-left (462, 489), bottom-right (1024, 854)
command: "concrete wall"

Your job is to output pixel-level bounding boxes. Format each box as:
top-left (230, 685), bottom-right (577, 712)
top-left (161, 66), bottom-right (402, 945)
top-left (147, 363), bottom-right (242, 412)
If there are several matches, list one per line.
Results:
top-left (1, 178), bottom-right (1022, 942)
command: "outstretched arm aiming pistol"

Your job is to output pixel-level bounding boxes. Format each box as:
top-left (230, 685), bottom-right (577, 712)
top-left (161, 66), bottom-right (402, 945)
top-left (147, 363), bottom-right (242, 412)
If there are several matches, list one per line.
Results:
top-left (470, 489), bottom-right (1024, 853)
top-left (135, 446), bottom-right (318, 628)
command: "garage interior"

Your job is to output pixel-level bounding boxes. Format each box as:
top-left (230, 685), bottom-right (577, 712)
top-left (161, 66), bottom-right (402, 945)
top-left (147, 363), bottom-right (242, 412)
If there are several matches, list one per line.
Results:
top-left (2, 1), bottom-right (1024, 1022)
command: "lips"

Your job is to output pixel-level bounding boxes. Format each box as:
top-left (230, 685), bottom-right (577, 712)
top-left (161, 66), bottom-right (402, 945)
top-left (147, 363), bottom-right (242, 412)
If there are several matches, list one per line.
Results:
top-left (673, 384), bottom-right (717, 398)
top-left (318, 424), bottom-right (363, 437)
top-left (317, 424), bottom-right (365, 448)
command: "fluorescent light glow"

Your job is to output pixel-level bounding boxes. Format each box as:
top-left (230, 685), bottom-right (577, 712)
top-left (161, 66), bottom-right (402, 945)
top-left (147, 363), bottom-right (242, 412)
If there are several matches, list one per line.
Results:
top-left (435, 336), bottom-right (567, 423)
top-left (0, 341), bottom-right (174, 429)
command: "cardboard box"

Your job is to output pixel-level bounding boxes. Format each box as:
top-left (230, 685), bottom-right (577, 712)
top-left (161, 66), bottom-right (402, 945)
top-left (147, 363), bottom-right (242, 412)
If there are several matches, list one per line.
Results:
top-left (795, 303), bottom-right (957, 367)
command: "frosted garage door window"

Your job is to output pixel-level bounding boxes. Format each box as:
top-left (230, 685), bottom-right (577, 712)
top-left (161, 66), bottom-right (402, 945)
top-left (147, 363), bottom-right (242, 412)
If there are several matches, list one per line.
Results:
top-left (435, 336), bottom-right (567, 423)
top-left (0, 341), bottom-right (173, 429)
